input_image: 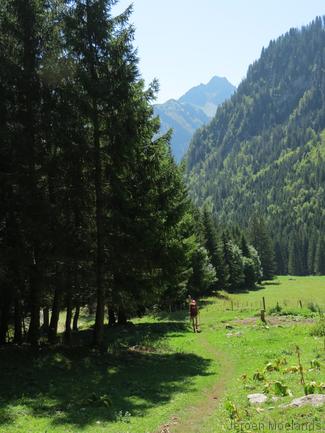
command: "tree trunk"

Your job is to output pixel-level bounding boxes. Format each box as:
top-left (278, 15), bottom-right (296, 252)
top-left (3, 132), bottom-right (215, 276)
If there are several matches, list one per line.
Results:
top-left (28, 263), bottom-right (41, 347)
top-left (13, 297), bottom-right (23, 344)
top-left (84, 7), bottom-right (105, 347)
top-left (117, 308), bottom-right (127, 326)
top-left (64, 298), bottom-right (72, 345)
top-left (108, 307), bottom-right (116, 327)
top-left (42, 307), bottom-right (49, 330)
top-left (64, 270), bottom-right (72, 344)
top-left (22, 313), bottom-right (27, 337)
top-left (48, 270), bottom-right (62, 344)
top-left (17, 0), bottom-right (42, 349)
top-left (92, 101), bottom-right (105, 347)
top-left (72, 303), bottom-right (80, 332)
top-left (0, 291), bottom-right (11, 345)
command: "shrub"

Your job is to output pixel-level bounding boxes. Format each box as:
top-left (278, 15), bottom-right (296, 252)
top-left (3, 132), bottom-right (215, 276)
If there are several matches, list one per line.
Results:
top-left (307, 302), bottom-right (320, 313)
top-left (310, 318), bottom-right (325, 337)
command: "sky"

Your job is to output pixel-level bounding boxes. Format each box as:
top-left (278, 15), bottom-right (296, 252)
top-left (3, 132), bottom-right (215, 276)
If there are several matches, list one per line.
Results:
top-left (113, 1), bottom-right (325, 104)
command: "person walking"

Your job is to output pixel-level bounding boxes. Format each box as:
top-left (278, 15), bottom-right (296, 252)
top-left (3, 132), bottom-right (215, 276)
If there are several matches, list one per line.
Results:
top-left (189, 298), bottom-right (199, 332)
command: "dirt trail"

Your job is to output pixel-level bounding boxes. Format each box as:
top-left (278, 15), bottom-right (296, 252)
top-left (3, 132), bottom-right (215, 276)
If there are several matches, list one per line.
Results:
top-left (156, 335), bottom-right (234, 433)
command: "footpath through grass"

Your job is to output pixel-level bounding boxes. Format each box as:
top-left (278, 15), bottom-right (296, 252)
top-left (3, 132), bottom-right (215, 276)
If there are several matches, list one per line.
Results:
top-left (0, 276), bottom-right (324, 433)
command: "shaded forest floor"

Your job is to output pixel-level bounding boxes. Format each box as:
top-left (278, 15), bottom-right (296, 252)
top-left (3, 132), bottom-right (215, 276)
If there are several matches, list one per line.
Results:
top-left (0, 276), bottom-right (325, 433)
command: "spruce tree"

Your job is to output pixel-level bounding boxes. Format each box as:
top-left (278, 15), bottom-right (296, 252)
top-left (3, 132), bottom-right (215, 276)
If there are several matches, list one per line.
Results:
top-left (249, 217), bottom-right (275, 280)
top-left (241, 235), bottom-right (251, 258)
top-left (307, 234), bottom-right (317, 275)
top-left (222, 233), bottom-right (244, 291)
top-left (288, 236), bottom-right (299, 275)
top-left (187, 247), bottom-right (216, 298)
top-left (64, 0), bottom-right (136, 345)
top-left (202, 208), bottom-right (228, 289)
top-left (0, 0), bottom-right (55, 346)
top-left (314, 236), bottom-right (325, 275)
top-left (274, 240), bottom-right (286, 275)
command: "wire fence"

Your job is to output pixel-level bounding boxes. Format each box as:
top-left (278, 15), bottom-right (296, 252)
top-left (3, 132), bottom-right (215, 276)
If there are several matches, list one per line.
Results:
top-left (212, 297), bottom-right (325, 314)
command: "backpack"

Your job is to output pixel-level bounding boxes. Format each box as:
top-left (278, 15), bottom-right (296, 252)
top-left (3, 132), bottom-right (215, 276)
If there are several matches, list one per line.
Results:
top-left (190, 301), bottom-right (198, 315)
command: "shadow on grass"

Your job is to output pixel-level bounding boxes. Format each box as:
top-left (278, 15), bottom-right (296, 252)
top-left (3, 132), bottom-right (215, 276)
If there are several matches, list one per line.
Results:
top-left (154, 309), bottom-right (189, 321)
top-left (262, 280), bottom-right (280, 286)
top-left (68, 320), bottom-right (189, 348)
top-left (226, 279), bottom-right (279, 295)
top-left (0, 321), bottom-right (211, 429)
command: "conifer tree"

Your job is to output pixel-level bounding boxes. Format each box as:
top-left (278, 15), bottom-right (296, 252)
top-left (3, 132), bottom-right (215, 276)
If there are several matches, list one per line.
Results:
top-left (274, 240), bottom-right (287, 275)
top-left (187, 247), bottom-right (216, 298)
top-left (288, 236), bottom-right (299, 275)
top-left (249, 217), bottom-right (275, 280)
top-left (64, 0), bottom-right (137, 345)
top-left (307, 234), bottom-right (317, 275)
top-left (241, 235), bottom-right (251, 258)
top-left (0, 0), bottom-right (56, 346)
top-left (202, 208), bottom-right (228, 289)
top-left (314, 236), bottom-right (325, 275)
top-left (222, 233), bottom-right (244, 291)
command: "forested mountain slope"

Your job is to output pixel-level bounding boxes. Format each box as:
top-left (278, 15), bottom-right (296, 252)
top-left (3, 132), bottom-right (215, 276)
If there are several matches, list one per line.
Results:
top-left (185, 17), bottom-right (325, 275)
top-left (154, 76), bottom-right (235, 162)
top-left (154, 100), bottom-right (209, 162)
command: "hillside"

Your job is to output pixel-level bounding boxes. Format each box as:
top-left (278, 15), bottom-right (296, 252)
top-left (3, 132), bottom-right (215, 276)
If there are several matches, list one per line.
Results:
top-left (185, 17), bottom-right (325, 275)
top-left (154, 99), bottom-right (209, 162)
top-left (154, 76), bottom-right (235, 162)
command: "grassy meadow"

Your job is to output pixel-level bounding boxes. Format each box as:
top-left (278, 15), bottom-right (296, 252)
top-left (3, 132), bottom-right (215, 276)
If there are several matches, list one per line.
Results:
top-left (0, 276), bottom-right (324, 433)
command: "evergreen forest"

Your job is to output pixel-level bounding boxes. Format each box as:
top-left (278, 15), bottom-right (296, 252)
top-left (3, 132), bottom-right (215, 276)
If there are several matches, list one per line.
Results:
top-left (185, 17), bottom-right (325, 276)
top-left (0, 0), bottom-right (264, 346)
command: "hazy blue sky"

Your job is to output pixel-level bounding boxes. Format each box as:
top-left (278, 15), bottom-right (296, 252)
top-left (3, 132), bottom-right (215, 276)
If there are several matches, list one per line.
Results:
top-left (114, 1), bottom-right (325, 103)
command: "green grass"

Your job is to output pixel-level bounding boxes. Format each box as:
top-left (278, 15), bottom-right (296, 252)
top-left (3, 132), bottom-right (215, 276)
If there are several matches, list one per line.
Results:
top-left (212, 275), bottom-right (325, 313)
top-left (0, 276), bottom-right (324, 433)
top-left (199, 313), bottom-right (325, 432)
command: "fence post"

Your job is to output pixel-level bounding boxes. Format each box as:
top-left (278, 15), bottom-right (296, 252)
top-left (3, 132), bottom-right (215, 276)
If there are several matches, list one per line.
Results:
top-left (262, 297), bottom-right (266, 311)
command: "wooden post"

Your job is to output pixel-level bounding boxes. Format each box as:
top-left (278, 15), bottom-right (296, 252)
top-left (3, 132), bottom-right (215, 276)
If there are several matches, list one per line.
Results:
top-left (261, 309), bottom-right (266, 323)
top-left (299, 300), bottom-right (303, 309)
top-left (262, 297), bottom-right (266, 311)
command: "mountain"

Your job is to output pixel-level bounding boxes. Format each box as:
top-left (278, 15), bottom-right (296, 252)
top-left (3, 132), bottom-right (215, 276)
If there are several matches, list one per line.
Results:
top-left (154, 99), bottom-right (209, 162)
top-left (179, 76), bottom-right (237, 117)
top-left (185, 17), bottom-right (325, 275)
top-left (154, 76), bottom-right (236, 162)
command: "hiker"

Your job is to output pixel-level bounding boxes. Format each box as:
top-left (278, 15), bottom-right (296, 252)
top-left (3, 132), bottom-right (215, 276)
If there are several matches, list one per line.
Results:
top-left (189, 298), bottom-right (199, 332)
